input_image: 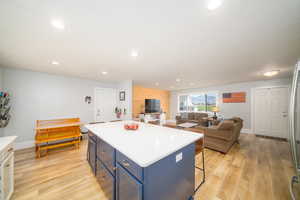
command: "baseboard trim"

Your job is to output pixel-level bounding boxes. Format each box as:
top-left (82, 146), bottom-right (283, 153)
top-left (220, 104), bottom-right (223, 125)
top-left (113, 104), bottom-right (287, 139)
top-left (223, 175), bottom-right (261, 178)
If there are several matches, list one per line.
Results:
top-left (14, 140), bottom-right (35, 150)
top-left (241, 129), bottom-right (252, 134)
top-left (255, 134), bottom-right (287, 141)
top-left (14, 137), bottom-right (88, 150)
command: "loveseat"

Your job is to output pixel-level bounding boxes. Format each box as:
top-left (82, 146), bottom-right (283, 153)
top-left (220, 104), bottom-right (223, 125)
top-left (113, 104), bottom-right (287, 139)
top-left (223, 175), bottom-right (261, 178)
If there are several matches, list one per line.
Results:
top-left (175, 112), bottom-right (208, 126)
top-left (187, 117), bottom-right (243, 153)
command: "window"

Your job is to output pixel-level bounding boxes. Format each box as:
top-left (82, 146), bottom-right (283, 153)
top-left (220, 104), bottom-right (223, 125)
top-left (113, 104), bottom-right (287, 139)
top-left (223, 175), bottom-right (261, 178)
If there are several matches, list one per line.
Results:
top-left (206, 92), bottom-right (218, 111)
top-left (190, 94), bottom-right (206, 112)
top-left (179, 95), bottom-right (188, 111)
top-left (178, 92), bottom-right (218, 112)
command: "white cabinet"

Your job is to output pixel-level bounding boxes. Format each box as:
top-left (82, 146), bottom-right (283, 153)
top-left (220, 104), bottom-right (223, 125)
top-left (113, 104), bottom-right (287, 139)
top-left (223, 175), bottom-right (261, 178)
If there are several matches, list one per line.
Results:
top-left (0, 152), bottom-right (14, 200)
top-left (0, 136), bottom-right (17, 200)
top-left (140, 113), bottom-right (166, 125)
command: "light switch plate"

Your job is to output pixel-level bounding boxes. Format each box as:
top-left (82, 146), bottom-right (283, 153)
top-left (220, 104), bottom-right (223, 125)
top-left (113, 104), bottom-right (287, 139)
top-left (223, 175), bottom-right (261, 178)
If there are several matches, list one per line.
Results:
top-left (176, 152), bottom-right (183, 163)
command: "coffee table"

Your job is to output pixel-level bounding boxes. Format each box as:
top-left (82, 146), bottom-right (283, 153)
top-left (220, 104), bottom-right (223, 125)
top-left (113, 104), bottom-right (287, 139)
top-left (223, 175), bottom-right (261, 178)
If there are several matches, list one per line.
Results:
top-left (177, 122), bottom-right (198, 129)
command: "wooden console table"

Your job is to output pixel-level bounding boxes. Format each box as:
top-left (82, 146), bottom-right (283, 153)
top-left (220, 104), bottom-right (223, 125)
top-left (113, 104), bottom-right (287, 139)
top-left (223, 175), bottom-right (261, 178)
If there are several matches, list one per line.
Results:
top-left (35, 118), bottom-right (83, 158)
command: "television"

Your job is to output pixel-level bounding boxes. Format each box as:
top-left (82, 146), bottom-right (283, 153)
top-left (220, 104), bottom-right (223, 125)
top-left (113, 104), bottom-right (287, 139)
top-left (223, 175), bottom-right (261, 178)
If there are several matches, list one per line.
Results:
top-left (145, 99), bottom-right (161, 113)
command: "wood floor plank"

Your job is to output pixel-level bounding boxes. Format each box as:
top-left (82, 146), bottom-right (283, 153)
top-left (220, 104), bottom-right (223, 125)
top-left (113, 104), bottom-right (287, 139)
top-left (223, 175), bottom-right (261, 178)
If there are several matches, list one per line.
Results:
top-left (233, 133), bottom-right (257, 200)
top-left (11, 134), bottom-right (293, 200)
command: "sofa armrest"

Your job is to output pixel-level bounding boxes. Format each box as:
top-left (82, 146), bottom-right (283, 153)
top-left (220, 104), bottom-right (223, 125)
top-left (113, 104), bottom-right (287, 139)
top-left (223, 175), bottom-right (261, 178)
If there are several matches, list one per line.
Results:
top-left (196, 125), bottom-right (213, 131)
top-left (205, 128), bottom-right (234, 141)
top-left (198, 118), bottom-right (209, 127)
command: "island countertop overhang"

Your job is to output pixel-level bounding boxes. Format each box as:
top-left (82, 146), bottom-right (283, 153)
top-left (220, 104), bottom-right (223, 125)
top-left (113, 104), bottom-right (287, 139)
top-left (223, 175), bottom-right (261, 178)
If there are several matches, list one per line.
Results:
top-left (85, 121), bottom-right (203, 167)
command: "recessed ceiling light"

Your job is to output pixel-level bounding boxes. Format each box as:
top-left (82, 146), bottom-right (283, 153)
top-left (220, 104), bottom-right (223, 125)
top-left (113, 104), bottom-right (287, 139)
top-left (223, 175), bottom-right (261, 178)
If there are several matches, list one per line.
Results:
top-left (51, 19), bottom-right (65, 30)
top-left (51, 61), bottom-right (60, 65)
top-left (155, 82), bottom-right (159, 86)
top-left (102, 71), bottom-right (108, 75)
top-left (206, 0), bottom-right (223, 11)
top-left (131, 49), bottom-right (139, 57)
top-left (176, 78), bottom-right (181, 82)
top-left (264, 70), bottom-right (280, 77)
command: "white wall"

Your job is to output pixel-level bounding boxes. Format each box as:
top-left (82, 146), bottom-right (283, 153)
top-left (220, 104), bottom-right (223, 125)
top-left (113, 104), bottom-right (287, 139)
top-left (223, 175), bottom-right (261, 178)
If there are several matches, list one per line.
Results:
top-left (0, 68), bottom-right (3, 90)
top-left (1, 68), bottom-right (127, 148)
top-left (117, 80), bottom-right (133, 120)
top-left (170, 78), bottom-right (291, 131)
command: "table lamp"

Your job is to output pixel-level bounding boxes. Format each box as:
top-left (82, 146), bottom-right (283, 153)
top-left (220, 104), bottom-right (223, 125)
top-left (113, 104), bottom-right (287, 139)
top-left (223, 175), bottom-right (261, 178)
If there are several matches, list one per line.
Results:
top-left (211, 106), bottom-right (219, 120)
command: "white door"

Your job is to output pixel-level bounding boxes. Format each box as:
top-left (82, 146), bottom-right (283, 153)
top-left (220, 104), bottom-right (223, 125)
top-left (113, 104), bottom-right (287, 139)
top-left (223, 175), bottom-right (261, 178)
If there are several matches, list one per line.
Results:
top-left (254, 87), bottom-right (289, 138)
top-left (94, 88), bottom-right (117, 122)
top-left (254, 88), bottom-right (271, 136)
top-left (269, 87), bottom-right (289, 138)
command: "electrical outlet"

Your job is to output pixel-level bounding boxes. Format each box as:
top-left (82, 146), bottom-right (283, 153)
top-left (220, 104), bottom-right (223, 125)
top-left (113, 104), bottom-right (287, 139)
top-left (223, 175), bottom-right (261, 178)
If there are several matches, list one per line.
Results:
top-left (176, 152), bottom-right (183, 163)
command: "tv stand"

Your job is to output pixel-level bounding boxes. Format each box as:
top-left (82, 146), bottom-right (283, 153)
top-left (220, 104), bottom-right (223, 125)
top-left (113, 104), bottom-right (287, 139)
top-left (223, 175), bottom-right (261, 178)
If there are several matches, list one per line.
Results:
top-left (139, 113), bottom-right (166, 125)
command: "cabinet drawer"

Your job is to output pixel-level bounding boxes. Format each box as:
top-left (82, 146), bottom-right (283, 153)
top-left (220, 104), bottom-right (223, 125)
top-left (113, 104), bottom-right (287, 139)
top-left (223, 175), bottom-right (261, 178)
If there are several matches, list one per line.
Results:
top-left (88, 131), bottom-right (97, 142)
top-left (0, 143), bottom-right (13, 162)
top-left (116, 163), bottom-right (142, 200)
top-left (116, 151), bottom-right (143, 182)
top-left (96, 160), bottom-right (115, 200)
top-left (97, 138), bottom-right (115, 175)
top-left (88, 137), bottom-right (96, 175)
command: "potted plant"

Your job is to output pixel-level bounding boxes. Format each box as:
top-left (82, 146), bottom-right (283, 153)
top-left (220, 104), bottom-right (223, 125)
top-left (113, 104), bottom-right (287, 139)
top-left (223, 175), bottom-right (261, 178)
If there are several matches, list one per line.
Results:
top-left (0, 92), bottom-right (11, 128)
top-left (115, 107), bottom-right (122, 119)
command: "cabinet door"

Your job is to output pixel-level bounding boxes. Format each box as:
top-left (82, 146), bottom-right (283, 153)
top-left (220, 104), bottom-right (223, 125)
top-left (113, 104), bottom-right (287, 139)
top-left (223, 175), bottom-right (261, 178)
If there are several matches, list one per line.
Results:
top-left (96, 160), bottom-right (115, 200)
top-left (98, 138), bottom-right (115, 174)
top-left (88, 138), bottom-right (96, 174)
top-left (116, 151), bottom-right (143, 181)
top-left (1, 152), bottom-right (14, 200)
top-left (116, 164), bottom-right (142, 200)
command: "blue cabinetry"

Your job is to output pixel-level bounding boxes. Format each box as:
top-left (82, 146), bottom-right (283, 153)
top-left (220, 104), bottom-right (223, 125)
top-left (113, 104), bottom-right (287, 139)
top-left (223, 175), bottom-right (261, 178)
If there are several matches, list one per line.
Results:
top-left (116, 151), bottom-right (143, 181)
top-left (96, 159), bottom-right (115, 200)
top-left (88, 131), bottom-right (195, 200)
top-left (116, 163), bottom-right (143, 200)
top-left (88, 132), bottom-right (116, 199)
top-left (87, 132), bottom-right (97, 174)
top-left (143, 143), bottom-right (195, 200)
top-left (97, 138), bottom-right (116, 174)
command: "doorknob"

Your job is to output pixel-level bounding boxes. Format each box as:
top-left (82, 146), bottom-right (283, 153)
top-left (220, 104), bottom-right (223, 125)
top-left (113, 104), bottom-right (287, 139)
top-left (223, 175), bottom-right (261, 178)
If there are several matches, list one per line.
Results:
top-left (282, 111), bottom-right (288, 117)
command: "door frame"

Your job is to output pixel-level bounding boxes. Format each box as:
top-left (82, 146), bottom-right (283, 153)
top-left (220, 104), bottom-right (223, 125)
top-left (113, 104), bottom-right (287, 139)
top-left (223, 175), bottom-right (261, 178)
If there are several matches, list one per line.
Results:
top-left (94, 87), bottom-right (117, 122)
top-left (251, 85), bottom-right (290, 136)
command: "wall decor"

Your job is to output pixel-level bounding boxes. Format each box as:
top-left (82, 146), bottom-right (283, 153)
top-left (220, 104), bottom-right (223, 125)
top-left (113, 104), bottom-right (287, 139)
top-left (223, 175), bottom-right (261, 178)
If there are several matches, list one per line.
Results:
top-left (84, 96), bottom-right (92, 104)
top-left (119, 91), bottom-right (125, 101)
top-left (222, 92), bottom-right (246, 103)
top-left (0, 92), bottom-right (11, 128)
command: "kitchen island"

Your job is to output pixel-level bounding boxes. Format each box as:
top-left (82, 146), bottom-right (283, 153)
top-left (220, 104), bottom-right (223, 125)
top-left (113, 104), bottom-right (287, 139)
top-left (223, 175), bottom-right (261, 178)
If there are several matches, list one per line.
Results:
top-left (85, 121), bottom-right (203, 200)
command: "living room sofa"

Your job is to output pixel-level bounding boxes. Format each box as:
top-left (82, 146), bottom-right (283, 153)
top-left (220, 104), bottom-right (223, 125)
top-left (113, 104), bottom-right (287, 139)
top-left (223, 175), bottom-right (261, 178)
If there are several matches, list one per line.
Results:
top-left (176, 112), bottom-right (208, 126)
top-left (187, 117), bottom-right (243, 153)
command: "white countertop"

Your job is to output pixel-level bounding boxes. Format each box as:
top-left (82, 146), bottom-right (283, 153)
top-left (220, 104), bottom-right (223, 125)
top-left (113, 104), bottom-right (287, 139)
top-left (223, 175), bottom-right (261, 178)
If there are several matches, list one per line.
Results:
top-left (0, 136), bottom-right (17, 153)
top-left (85, 121), bottom-right (203, 167)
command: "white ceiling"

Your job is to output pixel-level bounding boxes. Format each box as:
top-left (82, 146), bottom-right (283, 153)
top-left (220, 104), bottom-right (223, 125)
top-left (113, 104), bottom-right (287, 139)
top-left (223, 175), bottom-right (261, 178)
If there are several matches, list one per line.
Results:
top-left (0, 0), bottom-right (299, 90)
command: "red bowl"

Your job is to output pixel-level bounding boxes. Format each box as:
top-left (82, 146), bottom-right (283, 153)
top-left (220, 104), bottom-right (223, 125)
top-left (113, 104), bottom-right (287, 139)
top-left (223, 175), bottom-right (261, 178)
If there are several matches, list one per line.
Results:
top-left (124, 123), bottom-right (139, 130)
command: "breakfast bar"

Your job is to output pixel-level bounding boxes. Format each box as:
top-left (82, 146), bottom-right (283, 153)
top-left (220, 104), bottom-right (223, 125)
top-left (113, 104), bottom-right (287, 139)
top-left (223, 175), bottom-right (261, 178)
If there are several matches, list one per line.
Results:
top-left (85, 121), bottom-right (203, 200)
